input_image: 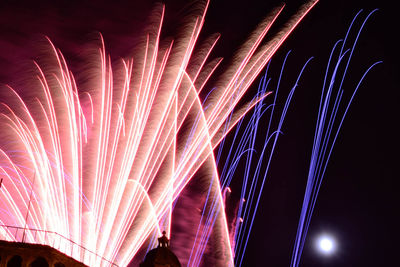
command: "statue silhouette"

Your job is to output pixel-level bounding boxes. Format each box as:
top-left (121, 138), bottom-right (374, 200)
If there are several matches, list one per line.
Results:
top-left (158, 231), bottom-right (169, 248)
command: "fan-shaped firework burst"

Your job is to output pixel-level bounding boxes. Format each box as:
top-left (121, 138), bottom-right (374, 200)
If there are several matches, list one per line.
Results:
top-left (0, 0), bottom-right (318, 266)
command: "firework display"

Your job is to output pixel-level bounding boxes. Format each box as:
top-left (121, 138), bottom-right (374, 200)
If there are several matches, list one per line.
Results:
top-left (0, 1), bottom-right (318, 266)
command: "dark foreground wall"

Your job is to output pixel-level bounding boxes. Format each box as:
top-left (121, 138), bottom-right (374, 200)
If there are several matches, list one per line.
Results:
top-left (0, 240), bottom-right (87, 267)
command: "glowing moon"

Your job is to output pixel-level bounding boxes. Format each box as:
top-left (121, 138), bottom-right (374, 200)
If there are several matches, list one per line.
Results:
top-left (317, 235), bottom-right (335, 254)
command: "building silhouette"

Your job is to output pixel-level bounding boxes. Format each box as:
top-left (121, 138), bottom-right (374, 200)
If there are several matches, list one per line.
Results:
top-left (0, 240), bottom-right (86, 267)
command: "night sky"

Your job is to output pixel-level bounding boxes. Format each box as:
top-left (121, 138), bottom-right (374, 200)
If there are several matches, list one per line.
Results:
top-left (0, 0), bottom-right (397, 266)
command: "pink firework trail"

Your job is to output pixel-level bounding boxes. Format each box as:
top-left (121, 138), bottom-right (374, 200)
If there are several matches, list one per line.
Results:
top-left (0, 1), bottom-right (318, 266)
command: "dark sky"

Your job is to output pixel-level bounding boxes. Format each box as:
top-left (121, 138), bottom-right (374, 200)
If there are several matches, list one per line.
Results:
top-left (0, 0), bottom-right (397, 266)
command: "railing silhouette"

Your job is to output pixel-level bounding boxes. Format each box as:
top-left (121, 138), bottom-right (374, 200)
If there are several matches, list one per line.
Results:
top-left (0, 225), bottom-right (118, 267)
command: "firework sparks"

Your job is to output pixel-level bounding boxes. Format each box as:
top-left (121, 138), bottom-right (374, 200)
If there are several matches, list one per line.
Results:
top-left (0, 0), bottom-right (318, 266)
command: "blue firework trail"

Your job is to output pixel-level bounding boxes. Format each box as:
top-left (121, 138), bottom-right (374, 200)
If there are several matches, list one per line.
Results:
top-left (290, 9), bottom-right (382, 267)
top-left (197, 52), bottom-right (312, 267)
top-left (233, 56), bottom-right (313, 267)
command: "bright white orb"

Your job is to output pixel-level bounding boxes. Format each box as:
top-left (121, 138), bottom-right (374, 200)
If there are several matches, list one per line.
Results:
top-left (317, 235), bottom-right (335, 254)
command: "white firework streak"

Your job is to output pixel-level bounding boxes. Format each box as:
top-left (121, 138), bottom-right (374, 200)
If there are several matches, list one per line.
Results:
top-left (0, 1), bottom-right (318, 266)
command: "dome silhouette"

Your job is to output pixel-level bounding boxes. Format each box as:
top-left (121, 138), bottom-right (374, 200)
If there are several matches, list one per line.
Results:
top-left (139, 246), bottom-right (181, 267)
